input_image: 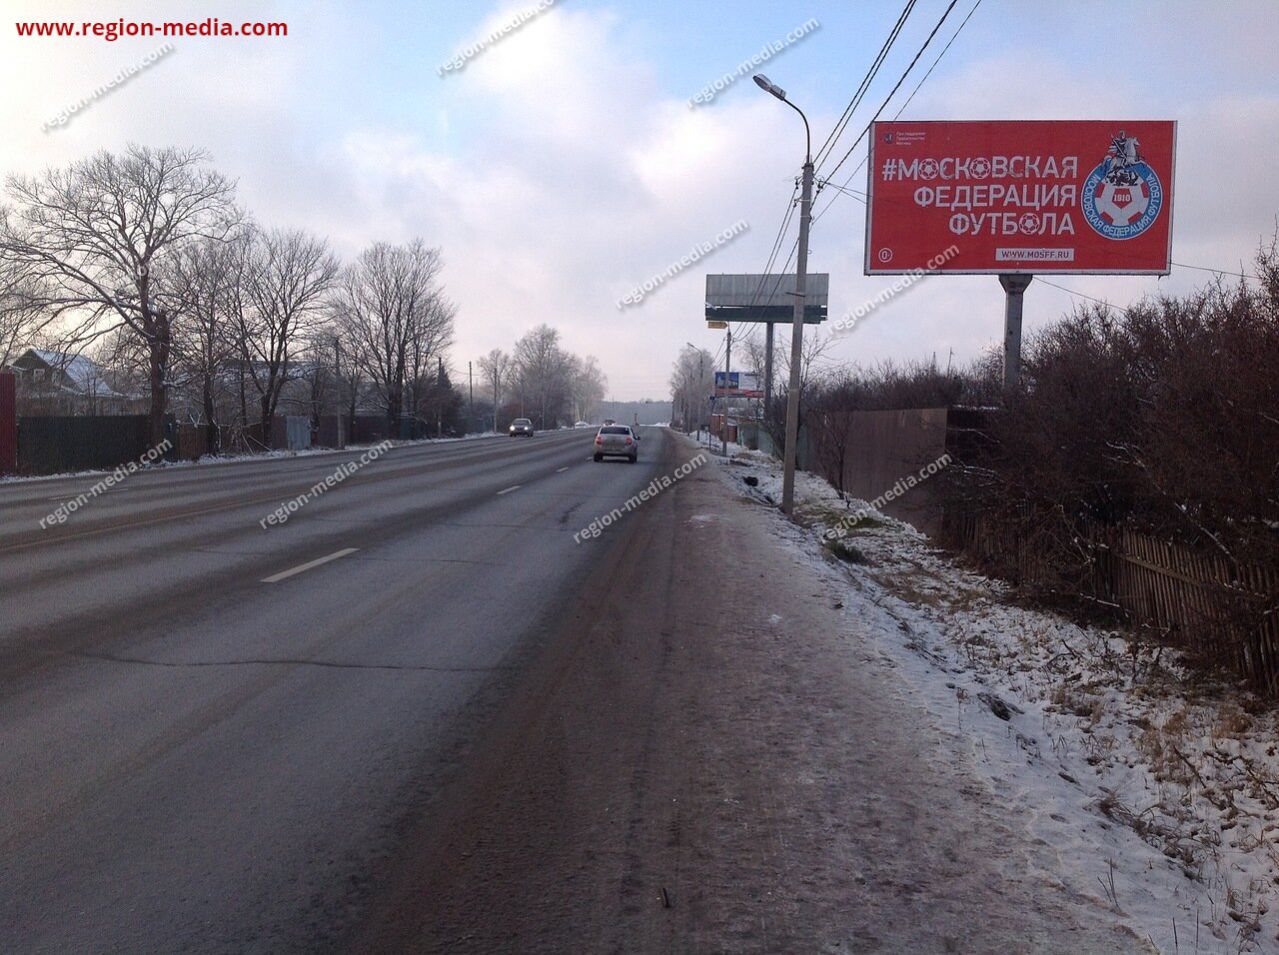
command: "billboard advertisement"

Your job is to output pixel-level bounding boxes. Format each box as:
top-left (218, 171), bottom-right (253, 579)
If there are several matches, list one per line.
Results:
top-left (705, 273), bottom-right (829, 324)
top-left (865, 120), bottom-right (1176, 275)
top-left (714, 371), bottom-right (763, 398)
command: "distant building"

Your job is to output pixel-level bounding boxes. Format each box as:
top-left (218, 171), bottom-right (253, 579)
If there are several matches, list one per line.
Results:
top-left (4, 349), bottom-right (134, 415)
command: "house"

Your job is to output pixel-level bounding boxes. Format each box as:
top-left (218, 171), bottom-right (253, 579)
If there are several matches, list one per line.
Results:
top-left (5, 349), bottom-right (133, 415)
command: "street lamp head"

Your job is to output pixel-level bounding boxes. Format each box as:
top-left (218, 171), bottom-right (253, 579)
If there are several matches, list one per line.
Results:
top-left (752, 74), bottom-right (786, 101)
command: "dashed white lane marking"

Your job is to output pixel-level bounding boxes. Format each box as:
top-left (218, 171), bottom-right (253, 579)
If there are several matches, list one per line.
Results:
top-left (262, 548), bottom-right (359, 584)
top-left (556, 466), bottom-right (569, 473)
top-left (496, 485), bottom-right (522, 495)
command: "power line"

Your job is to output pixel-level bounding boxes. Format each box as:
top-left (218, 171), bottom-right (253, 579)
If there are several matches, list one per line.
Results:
top-left (818, 180), bottom-right (867, 203)
top-left (1033, 259), bottom-right (1264, 318)
top-left (699, 185), bottom-right (798, 376)
top-left (813, 0), bottom-right (917, 171)
top-left (721, 5), bottom-right (926, 375)
top-left (1172, 260), bottom-right (1257, 282)
top-left (819, 0), bottom-right (961, 188)
top-left (748, 181), bottom-right (800, 313)
top-left (812, 0), bottom-right (973, 231)
top-left (1036, 278), bottom-right (1125, 312)
top-left (708, 3), bottom-right (960, 381)
top-left (889, 0), bottom-right (982, 120)
top-left (716, 181), bottom-right (802, 370)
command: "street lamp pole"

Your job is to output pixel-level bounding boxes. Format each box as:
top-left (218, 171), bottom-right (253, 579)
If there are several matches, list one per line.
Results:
top-left (753, 74), bottom-right (812, 517)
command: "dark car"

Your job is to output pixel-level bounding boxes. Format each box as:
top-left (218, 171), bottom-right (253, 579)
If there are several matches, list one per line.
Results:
top-left (509, 417), bottom-right (535, 437)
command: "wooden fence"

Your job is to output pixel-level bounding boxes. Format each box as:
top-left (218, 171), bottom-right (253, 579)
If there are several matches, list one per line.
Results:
top-left (945, 510), bottom-right (1279, 696)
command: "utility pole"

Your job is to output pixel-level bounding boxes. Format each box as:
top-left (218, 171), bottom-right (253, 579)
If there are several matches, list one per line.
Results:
top-left (468, 360), bottom-right (474, 433)
top-left (751, 73), bottom-right (813, 517)
top-left (436, 355), bottom-right (443, 438)
top-left (722, 328), bottom-right (731, 457)
top-left (780, 148), bottom-right (814, 515)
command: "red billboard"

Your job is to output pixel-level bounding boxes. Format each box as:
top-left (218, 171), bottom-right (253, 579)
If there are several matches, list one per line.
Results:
top-left (865, 120), bottom-right (1176, 275)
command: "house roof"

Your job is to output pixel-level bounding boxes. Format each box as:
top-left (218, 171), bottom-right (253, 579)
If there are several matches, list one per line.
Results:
top-left (23, 349), bottom-right (122, 398)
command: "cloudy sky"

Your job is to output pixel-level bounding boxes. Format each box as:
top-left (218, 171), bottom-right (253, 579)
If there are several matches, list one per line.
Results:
top-left (4, 0), bottom-right (1278, 399)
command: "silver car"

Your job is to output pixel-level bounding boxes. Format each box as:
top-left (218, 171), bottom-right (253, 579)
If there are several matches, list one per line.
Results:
top-left (508, 417), bottom-right (535, 437)
top-left (593, 425), bottom-right (638, 463)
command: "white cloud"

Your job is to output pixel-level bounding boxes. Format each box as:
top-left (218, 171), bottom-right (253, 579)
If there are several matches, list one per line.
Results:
top-left (3, 1), bottom-right (1278, 396)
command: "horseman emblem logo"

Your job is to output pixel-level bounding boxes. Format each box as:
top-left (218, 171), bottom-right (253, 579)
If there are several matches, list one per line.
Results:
top-left (1081, 130), bottom-right (1165, 240)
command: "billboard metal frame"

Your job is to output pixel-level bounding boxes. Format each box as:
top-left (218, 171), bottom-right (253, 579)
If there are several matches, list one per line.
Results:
top-left (704, 273), bottom-right (829, 323)
top-left (864, 120), bottom-right (1177, 276)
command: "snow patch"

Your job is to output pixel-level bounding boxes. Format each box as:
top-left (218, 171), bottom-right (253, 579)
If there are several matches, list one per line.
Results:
top-left (710, 443), bottom-right (1279, 954)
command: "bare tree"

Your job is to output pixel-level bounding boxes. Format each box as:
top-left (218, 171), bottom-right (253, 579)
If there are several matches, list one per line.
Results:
top-left (568, 354), bottom-right (607, 424)
top-left (477, 348), bottom-right (511, 430)
top-left (167, 229), bottom-right (248, 452)
top-left (233, 227), bottom-right (338, 446)
top-left (668, 344), bottom-right (714, 432)
top-left (513, 324), bottom-right (572, 429)
top-left (331, 240), bottom-right (453, 434)
top-left (407, 294), bottom-right (458, 432)
top-left (294, 328), bottom-right (342, 432)
top-left (0, 248), bottom-right (54, 368)
top-left (768, 328), bottom-right (834, 452)
top-left (0, 145), bottom-right (236, 444)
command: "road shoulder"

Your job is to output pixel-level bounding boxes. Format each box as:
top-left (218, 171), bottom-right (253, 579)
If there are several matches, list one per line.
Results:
top-left (350, 431), bottom-right (1145, 953)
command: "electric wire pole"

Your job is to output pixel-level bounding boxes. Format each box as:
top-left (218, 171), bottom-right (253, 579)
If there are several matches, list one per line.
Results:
top-left (751, 73), bottom-right (813, 517)
top-left (781, 157), bottom-right (814, 515)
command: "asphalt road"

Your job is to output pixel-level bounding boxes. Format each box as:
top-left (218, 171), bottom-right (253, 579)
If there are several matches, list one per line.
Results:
top-left (0, 427), bottom-right (672, 953)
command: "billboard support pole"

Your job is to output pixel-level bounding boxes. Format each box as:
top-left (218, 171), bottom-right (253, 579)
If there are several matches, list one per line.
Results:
top-left (763, 322), bottom-right (774, 413)
top-left (998, 273), bottom-right (1033, 391)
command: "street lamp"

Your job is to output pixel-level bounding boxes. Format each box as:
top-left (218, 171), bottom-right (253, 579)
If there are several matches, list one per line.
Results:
top-left (752, 73), bottom-right (813, 517)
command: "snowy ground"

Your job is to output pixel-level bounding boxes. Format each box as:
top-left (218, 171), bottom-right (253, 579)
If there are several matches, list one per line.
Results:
top-left (714, 446), bottom-right (1279, 954)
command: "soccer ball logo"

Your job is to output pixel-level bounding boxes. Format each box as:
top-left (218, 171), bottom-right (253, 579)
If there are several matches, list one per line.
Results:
top-left (1092, 178), bottom-right (1150, 227)
top-left (1081, 130), bottom-right (1163, 240)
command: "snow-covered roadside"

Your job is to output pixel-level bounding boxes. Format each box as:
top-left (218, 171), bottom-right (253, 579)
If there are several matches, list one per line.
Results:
top-left (712, 445), bottom-right (1279, 954)
top-left (0, 431), bottom-right (502, 485)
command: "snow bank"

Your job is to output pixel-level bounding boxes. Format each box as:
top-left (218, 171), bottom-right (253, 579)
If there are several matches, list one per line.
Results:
top-left (711, 445), bottom-right (1279, 954)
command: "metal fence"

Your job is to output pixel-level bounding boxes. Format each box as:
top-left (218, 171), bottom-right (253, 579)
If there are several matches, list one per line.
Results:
top-left (17, 415), bottom-right (157, 475)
